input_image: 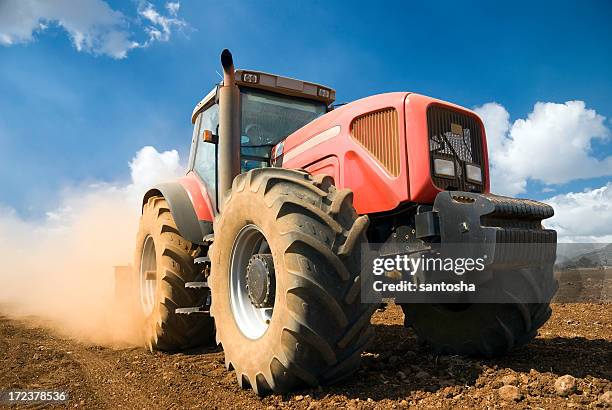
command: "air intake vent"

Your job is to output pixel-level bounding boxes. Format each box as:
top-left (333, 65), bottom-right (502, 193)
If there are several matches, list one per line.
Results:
top-left (350, 108), bottom-right (400, 177)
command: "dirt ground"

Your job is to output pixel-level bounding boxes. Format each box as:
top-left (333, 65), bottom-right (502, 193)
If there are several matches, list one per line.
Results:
top-left (0, 303), bottom-right (610, 409)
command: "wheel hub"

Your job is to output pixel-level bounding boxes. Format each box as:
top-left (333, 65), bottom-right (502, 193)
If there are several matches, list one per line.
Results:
top-left (245, 254), bottom-right (275, 308)
top-left (229, 224), bottom-right (274, 339)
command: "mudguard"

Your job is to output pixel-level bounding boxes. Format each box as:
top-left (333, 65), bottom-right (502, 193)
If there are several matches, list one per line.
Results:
top-left (142, 182), bottom-right (212, 245)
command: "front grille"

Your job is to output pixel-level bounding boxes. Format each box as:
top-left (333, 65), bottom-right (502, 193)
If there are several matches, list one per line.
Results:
top-left (351, 108), bottom-right (401, 177)
top-left (427, 105), bottom-right (485, 191)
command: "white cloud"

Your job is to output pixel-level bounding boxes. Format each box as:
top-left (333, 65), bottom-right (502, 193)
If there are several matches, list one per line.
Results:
top-left (128, 145), bottom-right (183, 192)
top-left (166, 1), bottom-right (181, 16)
top-left (0, 146), bottom-right (183, 345)
top-left (139, 1), bottom-right (186, 44)
top-left (475, 101), bottom-right (611, 196)
top-left (544, 183), bottom-right (612, 243)
top-left (0, 0), bottom-right (186, 59)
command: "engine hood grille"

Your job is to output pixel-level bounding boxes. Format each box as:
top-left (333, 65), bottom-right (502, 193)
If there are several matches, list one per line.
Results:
top-left (427, 105), bottom-right (485, 192)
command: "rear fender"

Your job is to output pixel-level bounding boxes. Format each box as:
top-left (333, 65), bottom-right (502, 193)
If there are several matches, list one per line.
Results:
top-left (142, 182), bottom-right (212, 245)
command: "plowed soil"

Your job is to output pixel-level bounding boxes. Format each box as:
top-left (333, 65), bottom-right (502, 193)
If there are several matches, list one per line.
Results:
top-left (1, 303), bottom-right (610, 409)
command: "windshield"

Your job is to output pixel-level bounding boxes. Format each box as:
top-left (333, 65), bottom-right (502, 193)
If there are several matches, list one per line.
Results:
top-left (240, 88), bottom-right (326, 170)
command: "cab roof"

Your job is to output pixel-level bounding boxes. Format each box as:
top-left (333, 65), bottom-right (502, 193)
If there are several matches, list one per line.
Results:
top-left (191, 69), bottom-right (335, 124)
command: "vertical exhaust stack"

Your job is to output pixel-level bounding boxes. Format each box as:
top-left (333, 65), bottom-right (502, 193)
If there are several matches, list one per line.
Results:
top-left (217, 49), bottom-right (241, 210)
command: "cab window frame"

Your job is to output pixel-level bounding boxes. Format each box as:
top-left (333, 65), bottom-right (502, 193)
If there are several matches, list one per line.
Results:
top-left (189, 102), bottom-right (219, 209)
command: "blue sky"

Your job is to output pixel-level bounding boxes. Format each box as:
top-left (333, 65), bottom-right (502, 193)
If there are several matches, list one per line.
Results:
top-left (1, 0), bottom-right (611, 220)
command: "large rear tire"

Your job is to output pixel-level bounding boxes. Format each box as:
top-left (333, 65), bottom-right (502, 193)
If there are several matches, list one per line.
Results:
top-left (133, 196), bottom-right (215, 351)
top-left (401, 265), bottom-right (558, 356)
top-left (209, 168), bottom-right (375, 394)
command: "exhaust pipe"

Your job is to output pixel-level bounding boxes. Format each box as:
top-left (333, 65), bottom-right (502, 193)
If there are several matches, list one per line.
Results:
top-left (217, 49), bottom-right (241, 210)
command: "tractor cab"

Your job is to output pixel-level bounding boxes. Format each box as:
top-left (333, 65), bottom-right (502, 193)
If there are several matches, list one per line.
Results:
top-left (188, 70), bottom-right (335, 207)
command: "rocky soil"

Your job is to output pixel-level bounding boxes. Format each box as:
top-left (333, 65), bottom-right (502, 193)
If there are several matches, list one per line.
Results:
top-left (1, 303), bottom-right (610, 409)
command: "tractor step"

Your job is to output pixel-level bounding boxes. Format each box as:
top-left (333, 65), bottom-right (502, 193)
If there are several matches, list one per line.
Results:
top-left (175, 307), bottom-right (210, 315)
top-left (194, 256), bottom-right (210, 264)
top-left (185, 281), bottom-right (209, 289)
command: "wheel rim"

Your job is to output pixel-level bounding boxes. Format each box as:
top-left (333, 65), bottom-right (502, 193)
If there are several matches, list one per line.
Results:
top-left (139, 235), bottom-right (157, 316)
top-left (230, 224), bottom-right (274, 339)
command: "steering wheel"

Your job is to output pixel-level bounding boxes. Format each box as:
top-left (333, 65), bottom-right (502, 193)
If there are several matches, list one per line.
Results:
top-left (244, 123), bottom-right (275, 145)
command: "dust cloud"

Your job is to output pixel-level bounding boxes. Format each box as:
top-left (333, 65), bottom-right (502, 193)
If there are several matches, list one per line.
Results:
top-left (0, 146), bottom-right (183, 347)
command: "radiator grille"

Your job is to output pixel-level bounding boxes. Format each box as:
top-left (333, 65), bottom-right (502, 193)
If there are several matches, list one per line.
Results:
top-left (350, 108), bottom-right (400, 177)
top-left (427, 105), bottom-right (485, 191)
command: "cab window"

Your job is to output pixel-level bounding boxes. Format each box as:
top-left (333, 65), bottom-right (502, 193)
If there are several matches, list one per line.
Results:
top-left (239, 89), bottom-right (326, 172)
top-left (192, 104), bottom-right (219, 199)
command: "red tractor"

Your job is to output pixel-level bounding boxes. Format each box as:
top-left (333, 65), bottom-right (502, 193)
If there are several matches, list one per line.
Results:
top-left (126, 49), bottom-right (557, 394)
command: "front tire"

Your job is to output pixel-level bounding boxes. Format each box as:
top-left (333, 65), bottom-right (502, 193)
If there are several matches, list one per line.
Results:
top-left (401, 265), bottom-right (558, 356)
top-left (209, 169), bottom-right (375, 394)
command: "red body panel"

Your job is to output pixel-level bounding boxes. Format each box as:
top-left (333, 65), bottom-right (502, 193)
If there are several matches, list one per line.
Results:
top-left (179, 92), bottom-right (490, 219)
top-left (179, 171), bottom-right (215, 222)
top-left (281, 92), bottom-right (490, 214)
top-left (282, 93), bottom-right (410, 214)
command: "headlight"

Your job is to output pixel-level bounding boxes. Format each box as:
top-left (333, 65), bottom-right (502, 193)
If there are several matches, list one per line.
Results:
top-left (433, 158), bottom-right (455, 177)
top-left (466, 164), bottom-right (482, 183)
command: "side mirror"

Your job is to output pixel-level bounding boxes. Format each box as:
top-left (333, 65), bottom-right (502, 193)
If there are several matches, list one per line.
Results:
top-left (202, 129), bottom-right (218, 144)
